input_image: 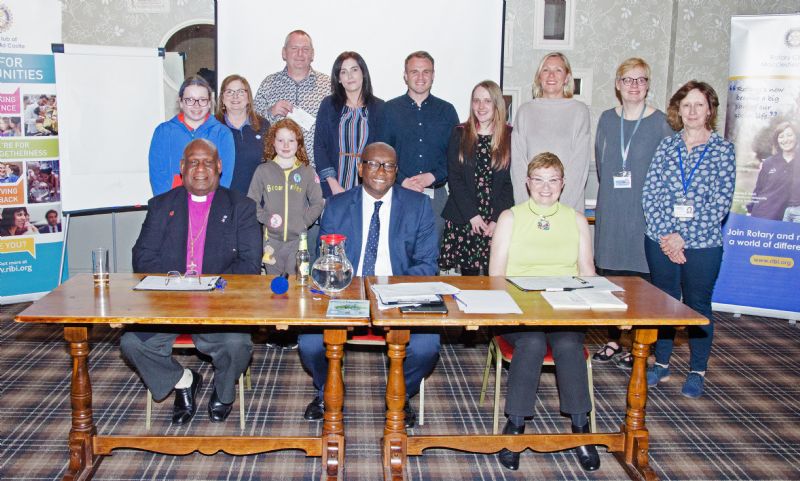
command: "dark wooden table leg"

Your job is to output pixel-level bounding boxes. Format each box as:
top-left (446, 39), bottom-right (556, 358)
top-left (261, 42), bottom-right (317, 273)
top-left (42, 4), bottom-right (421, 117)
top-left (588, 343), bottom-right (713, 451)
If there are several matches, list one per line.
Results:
top-left (614, 327), bottom-right (658, 481)
top-left (382, 329), bottom-right (410, 481)
top-left (321, 328), bottom-right (346, 481)
top-left (63, 326), bottom-right (102, 481)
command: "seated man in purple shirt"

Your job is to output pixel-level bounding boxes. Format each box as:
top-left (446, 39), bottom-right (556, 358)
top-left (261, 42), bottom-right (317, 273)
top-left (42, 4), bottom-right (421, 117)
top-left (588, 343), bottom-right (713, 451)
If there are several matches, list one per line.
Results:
top-left (120, 139), bottom-right (261, 425)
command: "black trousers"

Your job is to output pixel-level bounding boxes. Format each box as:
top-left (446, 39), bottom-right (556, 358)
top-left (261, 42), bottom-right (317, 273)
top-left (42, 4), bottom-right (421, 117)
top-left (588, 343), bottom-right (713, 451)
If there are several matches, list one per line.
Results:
top-left (502, 328), bottom-right (591, 418)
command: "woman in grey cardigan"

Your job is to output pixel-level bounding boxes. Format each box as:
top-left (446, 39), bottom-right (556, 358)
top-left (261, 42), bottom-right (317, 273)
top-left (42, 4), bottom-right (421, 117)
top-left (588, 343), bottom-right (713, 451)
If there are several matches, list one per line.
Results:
top-left (593, 58), bottom-right (674, 368)
top-left (510, 52), bottom-right (591, 213)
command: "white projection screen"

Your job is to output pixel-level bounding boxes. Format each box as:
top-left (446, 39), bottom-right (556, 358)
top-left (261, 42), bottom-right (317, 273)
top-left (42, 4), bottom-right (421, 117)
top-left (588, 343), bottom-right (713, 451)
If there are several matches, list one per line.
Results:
top-left (55, 44), bottom-right (164, 212)
top-left (217, 0), bottom-right (505, 122)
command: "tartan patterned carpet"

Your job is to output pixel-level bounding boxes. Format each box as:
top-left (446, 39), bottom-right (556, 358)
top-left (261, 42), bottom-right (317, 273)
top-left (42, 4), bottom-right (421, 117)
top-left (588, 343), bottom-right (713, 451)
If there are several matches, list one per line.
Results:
top-left (2, 302), bottom-right (800, 481)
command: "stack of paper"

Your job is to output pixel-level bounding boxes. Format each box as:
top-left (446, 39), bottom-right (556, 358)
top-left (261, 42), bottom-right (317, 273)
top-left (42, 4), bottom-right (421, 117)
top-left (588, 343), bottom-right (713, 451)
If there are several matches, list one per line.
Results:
top-left (453, 290), bottom-right (522, 314)
top-left (541, 290), bottom-right (627, 310)
top-left (371, 282), bottom-right (459, 310)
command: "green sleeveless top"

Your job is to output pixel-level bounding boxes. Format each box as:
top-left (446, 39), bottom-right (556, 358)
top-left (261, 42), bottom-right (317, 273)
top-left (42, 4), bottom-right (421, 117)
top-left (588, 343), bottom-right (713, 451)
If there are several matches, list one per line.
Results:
top-left (506, 201), bottom-right (579, 276)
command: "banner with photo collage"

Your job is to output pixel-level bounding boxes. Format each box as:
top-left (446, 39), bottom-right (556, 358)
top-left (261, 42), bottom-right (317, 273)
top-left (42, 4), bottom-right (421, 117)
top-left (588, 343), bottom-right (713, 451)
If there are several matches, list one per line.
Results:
top-left (712, 14), bottom-right (800, 318)
top-left (0, 0), bottom-right (65, 303)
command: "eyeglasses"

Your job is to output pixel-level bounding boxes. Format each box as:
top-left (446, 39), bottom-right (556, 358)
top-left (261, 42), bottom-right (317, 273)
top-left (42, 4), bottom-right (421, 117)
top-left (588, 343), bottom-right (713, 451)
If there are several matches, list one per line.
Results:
top-left (223, 89), bottom-right (247, 97)
top-left (528, 176), bottom-right (563, 187)
top-left (165, 270), bottom-right (200, 286)
top-left (363, 159), bottom-right (398, 173)
top-left (181, 97), bottom-right (210, 106)
top-left (620, 77), bottom-right (649, 86)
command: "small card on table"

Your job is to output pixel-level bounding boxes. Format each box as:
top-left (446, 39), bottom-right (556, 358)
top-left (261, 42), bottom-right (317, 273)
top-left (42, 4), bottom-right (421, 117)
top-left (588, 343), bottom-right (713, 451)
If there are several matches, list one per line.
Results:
top-left (326, 299), bottom-right (370, 318)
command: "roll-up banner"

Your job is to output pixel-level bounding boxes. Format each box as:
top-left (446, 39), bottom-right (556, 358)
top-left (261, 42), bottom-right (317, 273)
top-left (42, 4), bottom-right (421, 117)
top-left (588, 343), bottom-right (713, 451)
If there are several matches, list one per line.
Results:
top-left (713, 14), bottom-right (800, 319)
top-left (0, 0), bottom-right (66, 303)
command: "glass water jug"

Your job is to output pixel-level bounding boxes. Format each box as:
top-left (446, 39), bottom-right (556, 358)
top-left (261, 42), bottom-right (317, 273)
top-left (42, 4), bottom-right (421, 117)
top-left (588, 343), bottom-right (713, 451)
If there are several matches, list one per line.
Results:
top-left (311, 234), bottom-right (354, 294)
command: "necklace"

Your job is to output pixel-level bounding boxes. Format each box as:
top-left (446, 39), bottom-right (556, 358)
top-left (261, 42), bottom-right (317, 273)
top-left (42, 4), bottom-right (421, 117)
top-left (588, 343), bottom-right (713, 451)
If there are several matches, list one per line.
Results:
top-left (528, 200), bottom-right (559, 231)
top-left (188, 203), bottom-right (212, 272)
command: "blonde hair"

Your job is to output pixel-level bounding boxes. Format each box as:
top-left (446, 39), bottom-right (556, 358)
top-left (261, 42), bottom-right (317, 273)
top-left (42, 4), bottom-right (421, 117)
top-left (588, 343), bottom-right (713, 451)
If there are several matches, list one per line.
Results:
top-left (532, 52), bottom-right (574, 99)
top-left (614, 57), bottom-right (651, 104)
top-left (459, 80), bottom-right (511, 170)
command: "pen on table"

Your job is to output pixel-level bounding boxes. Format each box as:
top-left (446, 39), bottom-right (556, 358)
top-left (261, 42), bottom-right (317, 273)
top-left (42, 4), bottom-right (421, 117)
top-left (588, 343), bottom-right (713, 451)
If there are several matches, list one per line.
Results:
top-left (573, 276), bottom-right (589, 285)
top-left (309, 288), bottom-right (330, 297)
top-left (452, 294), bottom-right (467, 308)
top-left (214, 277), bottom-right (227, 290)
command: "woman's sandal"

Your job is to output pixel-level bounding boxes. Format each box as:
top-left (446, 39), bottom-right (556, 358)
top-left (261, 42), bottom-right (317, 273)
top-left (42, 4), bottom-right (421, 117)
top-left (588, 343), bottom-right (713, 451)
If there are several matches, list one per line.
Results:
top-left (592, 343), bottom-right (621, 363)
top-left (614, 351), bottom-right (633, 370)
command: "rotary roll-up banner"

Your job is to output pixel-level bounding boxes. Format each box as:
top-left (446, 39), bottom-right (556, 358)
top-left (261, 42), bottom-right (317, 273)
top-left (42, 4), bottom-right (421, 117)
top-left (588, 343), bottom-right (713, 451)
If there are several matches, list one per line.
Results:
top-left (713, 14), bottom-right (800, 319)
top-left (0, 0), bottom-right (65, 303)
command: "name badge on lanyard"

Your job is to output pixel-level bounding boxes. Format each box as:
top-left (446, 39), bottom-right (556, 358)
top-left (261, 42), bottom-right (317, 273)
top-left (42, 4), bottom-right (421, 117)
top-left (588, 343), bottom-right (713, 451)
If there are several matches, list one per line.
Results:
top-left (613, 171), bottom-right (632, 189)
top-left (673, 195), bottom-right (694, 220)
top-left (616, 105), bottom-right (646, 189)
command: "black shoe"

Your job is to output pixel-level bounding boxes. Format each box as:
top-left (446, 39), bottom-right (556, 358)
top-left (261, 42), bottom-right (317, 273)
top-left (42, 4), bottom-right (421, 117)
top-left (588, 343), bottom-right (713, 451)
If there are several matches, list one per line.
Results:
top-left (207, 389), bottom-right (233, 422)
top-left (572, 423), bottom-right (600, 471)
top-left (497, 421), bottom-right (525, 470)
top-left (404, 402), bottom-right (417, 429)
top-left (172, 370), bottom-right (202, 425)
top-left (614, 351), bottom-right (633, 370)
top-left (303, 396), bottom-right (324, 420)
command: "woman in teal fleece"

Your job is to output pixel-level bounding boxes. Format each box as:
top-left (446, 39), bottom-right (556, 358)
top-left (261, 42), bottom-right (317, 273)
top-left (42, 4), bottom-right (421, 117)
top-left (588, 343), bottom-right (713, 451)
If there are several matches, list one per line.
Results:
top-left (148, 76), bottom-right (235, 195)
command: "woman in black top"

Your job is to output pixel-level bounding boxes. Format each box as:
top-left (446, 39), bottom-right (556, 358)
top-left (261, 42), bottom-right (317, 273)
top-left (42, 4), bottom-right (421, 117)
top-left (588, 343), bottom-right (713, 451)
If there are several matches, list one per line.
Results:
top-left (440, 80), bottom-right (513, 275)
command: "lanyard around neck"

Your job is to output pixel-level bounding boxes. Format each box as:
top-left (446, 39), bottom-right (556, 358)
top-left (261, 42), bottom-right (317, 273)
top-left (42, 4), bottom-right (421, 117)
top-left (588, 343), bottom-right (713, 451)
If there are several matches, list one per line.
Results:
top-left (619, 104), bottom-right (646, 171)
top-left (677, 138), bottom-right (711, 196)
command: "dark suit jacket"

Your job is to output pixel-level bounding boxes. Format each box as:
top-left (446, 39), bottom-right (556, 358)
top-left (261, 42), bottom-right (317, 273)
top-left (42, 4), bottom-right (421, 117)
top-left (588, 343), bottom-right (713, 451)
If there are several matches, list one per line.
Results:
top-left (314, 95), bottom-right (386, 198)
top-left (132, 186), bottom-right (261, 275)
top-left (441, 125), bottom-right (514, 224)
top-left (37, 223), bottom-right (61, 233)
top-left (319, 186), bottom-right (438, 276)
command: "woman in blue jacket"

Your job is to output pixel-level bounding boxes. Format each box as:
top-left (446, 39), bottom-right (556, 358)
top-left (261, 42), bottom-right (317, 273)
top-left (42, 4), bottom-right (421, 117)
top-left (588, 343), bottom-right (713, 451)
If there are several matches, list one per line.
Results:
top-left (314, 51), bottom-right (384, 198)
top-left (148, 76), bottom-right (235, 195)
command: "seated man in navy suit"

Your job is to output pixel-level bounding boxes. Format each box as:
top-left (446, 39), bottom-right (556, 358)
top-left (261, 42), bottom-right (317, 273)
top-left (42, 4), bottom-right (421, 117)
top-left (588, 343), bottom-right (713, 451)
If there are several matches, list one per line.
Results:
top-left (120, 139), bottom-right (261, 425)
top-left (298, 142), bottom-right (440, 428)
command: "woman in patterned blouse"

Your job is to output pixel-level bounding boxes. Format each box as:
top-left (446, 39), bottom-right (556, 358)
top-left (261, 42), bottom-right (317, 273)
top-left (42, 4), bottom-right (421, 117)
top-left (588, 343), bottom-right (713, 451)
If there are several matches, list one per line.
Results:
top-left (642, 80), bottom-right (736, 399)
top-left (439, 80), bottom-right (514, 275)
top-left (314, 51), bottom-right (385, 198)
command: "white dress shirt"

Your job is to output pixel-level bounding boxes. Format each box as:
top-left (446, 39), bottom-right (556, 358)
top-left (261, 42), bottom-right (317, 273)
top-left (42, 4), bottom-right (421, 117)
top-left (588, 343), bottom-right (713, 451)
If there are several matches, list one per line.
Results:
top-left (356, 187), bottom-right (393, 276)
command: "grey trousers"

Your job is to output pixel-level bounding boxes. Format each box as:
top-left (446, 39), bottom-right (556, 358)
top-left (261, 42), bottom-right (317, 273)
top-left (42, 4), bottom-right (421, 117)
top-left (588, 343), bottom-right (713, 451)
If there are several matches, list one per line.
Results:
top-left (502, 328), bottom-right (591, 417)
top-left (120, 331), bottom-right (252, 404)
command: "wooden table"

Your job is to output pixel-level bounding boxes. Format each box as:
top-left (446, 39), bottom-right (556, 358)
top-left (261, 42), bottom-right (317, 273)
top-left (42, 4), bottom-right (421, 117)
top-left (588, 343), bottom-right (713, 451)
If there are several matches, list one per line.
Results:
top-left (367, 276), bottom-right (708, 481)
top-left (15, 273), bottom-right (369, 481)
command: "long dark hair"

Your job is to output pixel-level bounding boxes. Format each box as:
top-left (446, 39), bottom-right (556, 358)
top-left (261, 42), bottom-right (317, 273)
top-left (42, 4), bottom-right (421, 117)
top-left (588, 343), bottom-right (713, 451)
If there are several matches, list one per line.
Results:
top-left (330, 51), bottom-right (374, 111)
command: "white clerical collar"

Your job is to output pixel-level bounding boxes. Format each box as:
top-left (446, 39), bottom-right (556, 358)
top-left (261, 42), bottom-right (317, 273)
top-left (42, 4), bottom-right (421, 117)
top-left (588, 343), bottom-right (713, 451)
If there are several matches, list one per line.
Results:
top-left (190, 194), bottom-right (208, 202)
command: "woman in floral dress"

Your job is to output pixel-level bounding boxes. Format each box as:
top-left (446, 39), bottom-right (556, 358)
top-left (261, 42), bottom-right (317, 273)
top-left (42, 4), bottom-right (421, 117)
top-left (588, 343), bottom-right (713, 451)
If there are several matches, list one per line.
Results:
top-left (440, 80), bottom-right (513, 275)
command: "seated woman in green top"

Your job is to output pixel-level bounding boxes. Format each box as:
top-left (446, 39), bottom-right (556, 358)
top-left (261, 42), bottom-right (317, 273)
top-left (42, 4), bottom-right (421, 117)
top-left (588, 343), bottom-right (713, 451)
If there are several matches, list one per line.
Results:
top-left (489, 152), bottom-right (598, 472)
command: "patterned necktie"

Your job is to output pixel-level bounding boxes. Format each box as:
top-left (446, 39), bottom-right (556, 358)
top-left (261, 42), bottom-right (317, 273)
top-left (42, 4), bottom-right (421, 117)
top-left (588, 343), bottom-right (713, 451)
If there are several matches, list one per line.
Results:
top-left (362, 200), bottom-right (383, 276)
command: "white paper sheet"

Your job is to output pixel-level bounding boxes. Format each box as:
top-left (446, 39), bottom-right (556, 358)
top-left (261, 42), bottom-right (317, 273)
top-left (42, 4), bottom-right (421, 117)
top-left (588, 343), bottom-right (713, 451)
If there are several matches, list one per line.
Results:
top-left (287, 107), bottom-right (316, 131)
top-left (453, 290), bottom-right (522, 314)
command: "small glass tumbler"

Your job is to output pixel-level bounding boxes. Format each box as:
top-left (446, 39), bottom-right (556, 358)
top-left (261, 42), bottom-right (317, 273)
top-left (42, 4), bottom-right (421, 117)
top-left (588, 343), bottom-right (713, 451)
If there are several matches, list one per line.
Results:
top-left (92, 248), bottom-right (110, 286)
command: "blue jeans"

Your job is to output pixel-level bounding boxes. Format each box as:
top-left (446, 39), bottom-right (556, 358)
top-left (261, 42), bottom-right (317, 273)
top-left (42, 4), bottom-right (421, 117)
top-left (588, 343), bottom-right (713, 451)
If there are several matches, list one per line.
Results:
top-left (298, 331), bottom-right (440, 398)
top-left (644, 237), bottom-right (722, 372)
